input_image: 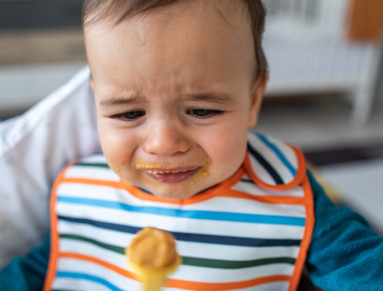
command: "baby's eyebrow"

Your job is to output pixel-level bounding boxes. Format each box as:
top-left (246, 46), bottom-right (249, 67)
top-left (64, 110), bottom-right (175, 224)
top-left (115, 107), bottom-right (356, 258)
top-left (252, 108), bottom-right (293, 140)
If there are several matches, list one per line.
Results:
top-left (99, 95), bottom-right (145, 106)
top-left (99, 92), bottom-right (235, 106)
top-left (184, 92), bottom-right (235, 104)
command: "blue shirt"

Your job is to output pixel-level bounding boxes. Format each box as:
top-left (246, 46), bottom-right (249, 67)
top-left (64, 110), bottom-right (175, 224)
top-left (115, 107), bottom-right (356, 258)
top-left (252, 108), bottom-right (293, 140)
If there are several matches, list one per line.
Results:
top-left (1, 171), bottom-right (383, 290)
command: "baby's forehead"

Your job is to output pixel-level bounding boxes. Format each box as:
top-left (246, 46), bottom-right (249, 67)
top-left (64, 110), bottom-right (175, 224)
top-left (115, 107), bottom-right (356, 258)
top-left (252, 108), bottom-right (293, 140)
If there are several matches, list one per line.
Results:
top-left (85, 0), bottom-right (257, 96)
top-left (84, 0), bottom-right (254, 63)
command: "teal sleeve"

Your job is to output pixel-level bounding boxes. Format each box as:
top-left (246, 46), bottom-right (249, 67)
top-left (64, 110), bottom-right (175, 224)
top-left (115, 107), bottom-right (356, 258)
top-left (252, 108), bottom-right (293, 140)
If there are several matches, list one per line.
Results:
top-left (306, 171), bottom-right (383, 290)
top-left (0, 235), bottom-right (49, 290)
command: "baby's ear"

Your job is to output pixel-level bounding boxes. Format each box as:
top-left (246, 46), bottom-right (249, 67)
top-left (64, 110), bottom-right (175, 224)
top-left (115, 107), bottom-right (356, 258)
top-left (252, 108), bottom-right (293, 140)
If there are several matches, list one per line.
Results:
top-left (248, 71), bottom-right (268, 128)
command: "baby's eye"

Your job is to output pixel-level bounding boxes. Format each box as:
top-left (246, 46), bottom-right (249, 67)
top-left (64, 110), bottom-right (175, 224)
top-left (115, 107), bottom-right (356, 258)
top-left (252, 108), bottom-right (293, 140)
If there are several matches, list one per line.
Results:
top-left (187, 109), bottom-right (223, 118)
top-left (113, 110), bottom-right (145, 121)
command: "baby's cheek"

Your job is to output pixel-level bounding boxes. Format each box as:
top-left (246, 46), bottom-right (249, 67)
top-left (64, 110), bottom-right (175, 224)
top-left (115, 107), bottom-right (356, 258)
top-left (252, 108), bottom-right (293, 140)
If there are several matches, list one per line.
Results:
top-left (215, 139), bottom-right (246, 172)
top-left (103, 143), bottom-right (127, 174)
top-left (98, 123), bottom-right (138, 178)
top-left (106, 150), bottom-right (138, 182)
top-left (109, 159), bottom-right (122, 175)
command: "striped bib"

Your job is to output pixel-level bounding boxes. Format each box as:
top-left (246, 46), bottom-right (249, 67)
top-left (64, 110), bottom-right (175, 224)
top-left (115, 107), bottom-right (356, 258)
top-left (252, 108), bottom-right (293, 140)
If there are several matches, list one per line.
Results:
top-left (44, 132), bottom-right (314, 291)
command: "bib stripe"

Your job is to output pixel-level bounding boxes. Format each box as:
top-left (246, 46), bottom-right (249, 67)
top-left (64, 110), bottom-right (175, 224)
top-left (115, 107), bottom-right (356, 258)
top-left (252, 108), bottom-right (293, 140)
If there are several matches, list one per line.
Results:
top-left (58, 196), bottom-right (305, 226)
top-left (256, 133), bottom-right (296, 176)
top-left (56, 271), bottom-right (123, 291)
top-left (247, 142), bottom-right (284, 185)
top-left (58, 216), bottom-right (301, 247)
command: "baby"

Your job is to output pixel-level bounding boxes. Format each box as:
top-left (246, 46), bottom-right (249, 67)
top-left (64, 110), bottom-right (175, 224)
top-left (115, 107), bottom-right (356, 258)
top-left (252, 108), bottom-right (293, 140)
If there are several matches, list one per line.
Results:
top-left (1, 0), bottom-right (383, 290)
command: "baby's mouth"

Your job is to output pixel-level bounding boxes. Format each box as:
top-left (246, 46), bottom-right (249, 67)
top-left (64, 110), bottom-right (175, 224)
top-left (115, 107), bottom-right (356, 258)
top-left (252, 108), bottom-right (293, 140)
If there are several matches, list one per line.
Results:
top-left (139, 166), bottom-right (202, 183)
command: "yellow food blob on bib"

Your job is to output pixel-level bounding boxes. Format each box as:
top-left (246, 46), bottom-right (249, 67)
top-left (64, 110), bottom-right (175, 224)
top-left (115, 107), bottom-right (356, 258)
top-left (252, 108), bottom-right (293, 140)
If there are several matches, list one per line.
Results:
top-left (126, 227), bottom-right (181, 291)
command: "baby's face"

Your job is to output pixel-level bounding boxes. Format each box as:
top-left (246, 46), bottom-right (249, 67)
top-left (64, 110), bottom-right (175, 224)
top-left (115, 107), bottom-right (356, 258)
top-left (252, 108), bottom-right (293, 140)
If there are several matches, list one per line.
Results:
top-left (85, 0), bottom-right (266, 199)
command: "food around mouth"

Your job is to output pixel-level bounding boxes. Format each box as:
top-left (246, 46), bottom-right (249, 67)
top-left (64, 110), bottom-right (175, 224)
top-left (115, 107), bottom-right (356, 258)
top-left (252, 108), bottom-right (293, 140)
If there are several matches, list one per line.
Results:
top-left (144, 167), bottom-right (202, 183)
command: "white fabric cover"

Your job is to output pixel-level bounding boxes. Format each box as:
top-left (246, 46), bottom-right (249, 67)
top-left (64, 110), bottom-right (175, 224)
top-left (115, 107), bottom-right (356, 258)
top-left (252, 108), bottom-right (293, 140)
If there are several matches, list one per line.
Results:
top-left (0, 67), bottom-right (101, 268)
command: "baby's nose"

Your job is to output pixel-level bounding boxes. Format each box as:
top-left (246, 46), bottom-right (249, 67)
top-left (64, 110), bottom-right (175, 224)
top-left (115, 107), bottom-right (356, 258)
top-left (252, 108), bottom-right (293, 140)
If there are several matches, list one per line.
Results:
top-left (143, 121), bottom-right (190, 156)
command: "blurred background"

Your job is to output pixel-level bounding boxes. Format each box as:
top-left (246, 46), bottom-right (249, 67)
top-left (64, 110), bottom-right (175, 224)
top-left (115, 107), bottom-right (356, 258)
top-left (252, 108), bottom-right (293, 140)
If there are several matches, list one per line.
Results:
top-left (0, 0), bottom-right (382, 233)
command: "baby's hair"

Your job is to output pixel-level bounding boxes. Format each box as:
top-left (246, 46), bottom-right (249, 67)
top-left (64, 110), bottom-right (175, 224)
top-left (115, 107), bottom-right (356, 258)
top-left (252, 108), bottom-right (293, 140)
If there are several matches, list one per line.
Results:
top-left (82, 0), bottom-right (268, 81)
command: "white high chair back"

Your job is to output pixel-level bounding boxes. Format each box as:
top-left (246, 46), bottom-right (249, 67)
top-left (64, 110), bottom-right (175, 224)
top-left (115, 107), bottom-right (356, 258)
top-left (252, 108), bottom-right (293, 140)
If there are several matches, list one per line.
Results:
top-left (0, 67), bottom-right (101, 268)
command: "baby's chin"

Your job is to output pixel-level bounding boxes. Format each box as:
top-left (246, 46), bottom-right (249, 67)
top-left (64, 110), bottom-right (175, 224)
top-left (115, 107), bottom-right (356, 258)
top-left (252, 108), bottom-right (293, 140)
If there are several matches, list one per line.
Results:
top-left (153, 191), bottom-right (196, 200)
top-left (145, 185), bottom-right (204, 200)
top-left (127, 172), bottom-right (215, 200)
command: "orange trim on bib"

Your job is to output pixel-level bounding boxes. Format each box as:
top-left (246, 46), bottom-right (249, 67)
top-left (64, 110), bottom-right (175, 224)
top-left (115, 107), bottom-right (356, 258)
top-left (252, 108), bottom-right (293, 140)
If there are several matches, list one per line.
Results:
top-left (218, 189), bottom-right (306, 205)
top-left (288, 175), bottom-right (315, 291)
top-left (59, 252), bottom-right (136, 279)
top-left (244, 144), bottom-right (306, 191)
top-left (60, 177), bottom-right (121, 188)
top-left (165, 274), bottom-right (291, 290)
top-left (43, 163), bottom-right (73, 291)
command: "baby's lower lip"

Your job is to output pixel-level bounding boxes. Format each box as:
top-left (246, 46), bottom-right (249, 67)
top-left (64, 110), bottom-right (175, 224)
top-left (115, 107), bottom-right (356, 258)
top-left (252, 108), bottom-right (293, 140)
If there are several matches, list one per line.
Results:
top-left (143, 167), bottom-right (201, 183)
